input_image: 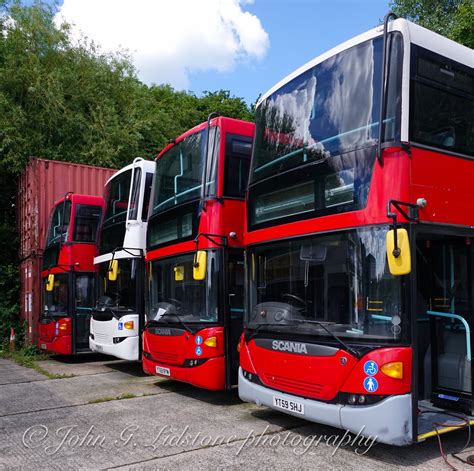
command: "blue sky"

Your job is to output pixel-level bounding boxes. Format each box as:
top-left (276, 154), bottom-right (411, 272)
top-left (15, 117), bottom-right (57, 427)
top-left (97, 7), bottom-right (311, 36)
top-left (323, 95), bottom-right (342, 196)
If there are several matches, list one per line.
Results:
top-left (190, 1), bottom-right (390, 104)
top-left (29, 0), bottom-right (391, 106)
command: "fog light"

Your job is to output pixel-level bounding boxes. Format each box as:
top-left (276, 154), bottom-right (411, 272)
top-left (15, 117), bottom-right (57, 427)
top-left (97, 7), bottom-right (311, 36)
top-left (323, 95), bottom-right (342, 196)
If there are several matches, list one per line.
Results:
top-left (124, 321), bottom-right (134, 330)
top-left (204, 336), bottom-right (217, 348)
top-left (381, 361), bottom-right (403, 379)
top-left (358, 395), bottom-right (367, 404)
top-left (348, 394), bottom-right (357, 405)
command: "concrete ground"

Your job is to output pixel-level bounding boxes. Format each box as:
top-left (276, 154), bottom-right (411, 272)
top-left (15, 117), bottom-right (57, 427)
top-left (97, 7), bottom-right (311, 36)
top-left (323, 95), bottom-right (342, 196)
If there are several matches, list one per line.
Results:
top-left (0, 355), bottom-right (472, 470)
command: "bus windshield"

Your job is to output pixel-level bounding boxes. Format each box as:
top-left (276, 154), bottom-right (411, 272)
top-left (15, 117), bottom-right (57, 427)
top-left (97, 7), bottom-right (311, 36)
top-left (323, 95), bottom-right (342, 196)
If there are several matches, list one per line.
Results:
top-left (43, 273), bottom-right (68, 316)
top-left (96, 258), bottom-right (139, 313)
top-left (46, 201), bottom-right (72, 246)
top-left (147, 251), bottom-right (219, 325)
top-left (247, 226), bottom-right (403, 342)
top-left (150, 127), bottom-right (219, 216)
top-left (103, 170), bottom-right (132, 227)
top-left (248, 34), bottom-right (402, 228)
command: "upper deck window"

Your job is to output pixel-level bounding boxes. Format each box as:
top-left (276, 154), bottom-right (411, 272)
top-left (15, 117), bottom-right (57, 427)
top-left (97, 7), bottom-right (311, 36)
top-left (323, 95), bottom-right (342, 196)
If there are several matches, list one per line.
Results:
top-left (410, 46), bottom-right (473, 157)
top-left (248, 34), bottom-right (402, 229)
top-left (150, 127), bottom-right (220, 217)
top-left (103, 169), bottom-right (132, 228)
top-left (141, 172), bottom-right (154, 221)
top-left (224, 134), bottom-right (253, 198)
top-left (127, 168), bottom-right (142, 220)
top-left (72, 205), bottom-right (102, 243)
top-left (46, 200), bottom-right (72, 246)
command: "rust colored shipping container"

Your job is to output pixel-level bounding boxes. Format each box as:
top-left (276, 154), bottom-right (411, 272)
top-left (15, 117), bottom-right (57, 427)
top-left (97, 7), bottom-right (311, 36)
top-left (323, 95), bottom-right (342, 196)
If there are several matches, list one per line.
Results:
top-left (18, 158), bottom-right (116, 343)
top-left (18, 158), bottom-right (116, 259)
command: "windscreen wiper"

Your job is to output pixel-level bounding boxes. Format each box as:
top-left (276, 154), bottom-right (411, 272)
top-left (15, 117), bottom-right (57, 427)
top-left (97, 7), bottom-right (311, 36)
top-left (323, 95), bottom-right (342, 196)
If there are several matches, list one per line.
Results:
top-left (161, 312), bottom-right (195, 335)
top-left (290, 319), bottom-right (361, 358)
top-left (94, 306), bottom-right (121, 320)
top-left (246, 323), bottom-right (292, 342)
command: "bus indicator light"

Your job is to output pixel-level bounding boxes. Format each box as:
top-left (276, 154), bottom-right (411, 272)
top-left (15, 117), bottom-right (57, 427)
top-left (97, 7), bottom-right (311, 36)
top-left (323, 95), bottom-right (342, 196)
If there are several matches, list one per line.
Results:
top-left (204, 336), bottom-right (217, 348)
top-left (381, 362), bottom-right (403, 379)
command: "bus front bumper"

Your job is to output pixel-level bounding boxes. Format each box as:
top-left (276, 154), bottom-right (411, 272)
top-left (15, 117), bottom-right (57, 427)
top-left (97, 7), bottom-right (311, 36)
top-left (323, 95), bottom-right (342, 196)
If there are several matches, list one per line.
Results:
top-left (89, 335), bottom-right (139, 361)
top-left (142, 355), bottom-right (226, 390)
top-left (238, 368), bottom-right (413, 446)
top-left (89, 315), bottom-right (140, 361)
top-left (38, 335), bottom-right (72, 355)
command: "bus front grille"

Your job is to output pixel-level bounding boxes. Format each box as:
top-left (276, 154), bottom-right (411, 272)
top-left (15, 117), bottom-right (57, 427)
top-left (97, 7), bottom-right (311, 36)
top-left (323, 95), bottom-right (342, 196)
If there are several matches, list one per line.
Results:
top-left (263, 373), bottom-right (323, 396)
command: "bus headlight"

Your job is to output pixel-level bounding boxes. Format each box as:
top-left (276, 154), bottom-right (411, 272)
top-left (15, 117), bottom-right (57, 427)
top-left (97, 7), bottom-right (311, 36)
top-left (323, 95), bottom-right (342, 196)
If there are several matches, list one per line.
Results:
top-left (124, 321), bottom-right (134, 330)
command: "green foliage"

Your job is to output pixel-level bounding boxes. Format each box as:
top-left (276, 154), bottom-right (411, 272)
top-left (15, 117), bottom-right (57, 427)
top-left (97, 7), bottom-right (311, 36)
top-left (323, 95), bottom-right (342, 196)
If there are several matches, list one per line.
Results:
top-left (0, 1), bottom-right (254, 345)
top-left (389, 0), bottom-right (473, 48)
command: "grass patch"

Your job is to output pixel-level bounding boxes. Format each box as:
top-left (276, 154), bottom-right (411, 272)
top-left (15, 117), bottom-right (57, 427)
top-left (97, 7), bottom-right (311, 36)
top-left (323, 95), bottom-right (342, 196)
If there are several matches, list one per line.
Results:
top-left (88, 393), bottom-right (138, 404)
top-left (0, 346), bottom-right (74, 379)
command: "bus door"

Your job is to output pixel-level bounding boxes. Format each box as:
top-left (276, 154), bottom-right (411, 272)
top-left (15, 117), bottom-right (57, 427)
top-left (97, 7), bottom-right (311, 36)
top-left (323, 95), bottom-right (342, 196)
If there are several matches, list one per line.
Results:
top-left (227, 251), bottom-right (245, 385)
top-left (416, 232), bottom-right (473, 415)
top-left (74, 274), bottom-right (95, 351)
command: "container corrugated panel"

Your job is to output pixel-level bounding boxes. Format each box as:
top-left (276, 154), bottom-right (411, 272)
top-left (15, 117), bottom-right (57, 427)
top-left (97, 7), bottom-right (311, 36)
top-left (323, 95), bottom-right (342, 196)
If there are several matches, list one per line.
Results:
top-left (19, 256), bottom-right (42, 343)
top-left (17, 158), bottom-right (116, 343)
top-left (18, 158), bottom-right (116, 259)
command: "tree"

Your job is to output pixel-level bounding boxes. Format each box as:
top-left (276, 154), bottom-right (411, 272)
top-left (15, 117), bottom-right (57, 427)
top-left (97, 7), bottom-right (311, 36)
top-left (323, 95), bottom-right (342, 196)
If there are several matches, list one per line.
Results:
top-left (389, 0), bottom-right (473, 48)
top-left (0, 1), bottom-right (255, 345)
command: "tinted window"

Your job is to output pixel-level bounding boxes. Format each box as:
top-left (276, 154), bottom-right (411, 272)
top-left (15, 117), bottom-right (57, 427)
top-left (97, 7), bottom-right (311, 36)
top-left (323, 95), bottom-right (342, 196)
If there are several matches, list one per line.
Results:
top-left (410, 46), bottom-right (473, 157)
top-left (141, 172), bottom-right (154, 221)
top-left (224, 134), bottom-right (252, 198)
top-left (152, 130), bottom-right (205, 214)
top-left (128, 168), bottom-right (142, 220)
top-left (46, 201), bottom-right (72, 246)
top-left (247, 34), bottom-right (402, 229)
top-left (147, 202), bottom-right (198, 249)
top-left (103, 170), bottom-right (131, 227)
top-left (251, 35), bottom-right (402, 183)
top-left (73, 205), bottom-right (102, 242)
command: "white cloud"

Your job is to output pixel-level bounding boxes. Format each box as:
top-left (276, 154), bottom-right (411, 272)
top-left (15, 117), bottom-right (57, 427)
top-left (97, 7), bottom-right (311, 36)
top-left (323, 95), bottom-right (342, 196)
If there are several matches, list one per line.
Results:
top-left (55, 0), bottom-right (269, 89)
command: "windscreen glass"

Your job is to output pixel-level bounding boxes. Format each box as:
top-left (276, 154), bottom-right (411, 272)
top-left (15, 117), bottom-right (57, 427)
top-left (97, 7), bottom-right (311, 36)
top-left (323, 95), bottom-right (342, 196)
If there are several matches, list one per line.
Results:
top-left (247, 227), bottom-right (404, 342)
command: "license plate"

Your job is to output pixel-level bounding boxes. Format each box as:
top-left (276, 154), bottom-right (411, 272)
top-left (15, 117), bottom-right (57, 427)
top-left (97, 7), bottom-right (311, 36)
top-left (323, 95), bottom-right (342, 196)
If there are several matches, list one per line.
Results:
top-left (272, 395), bottom-right (305, 415)
top-left (40, 344), bottom-right (46, 350)
top-left (95, 345), bottom-right (103, 352)
top-left (156, 366), bottom-right (170, 376)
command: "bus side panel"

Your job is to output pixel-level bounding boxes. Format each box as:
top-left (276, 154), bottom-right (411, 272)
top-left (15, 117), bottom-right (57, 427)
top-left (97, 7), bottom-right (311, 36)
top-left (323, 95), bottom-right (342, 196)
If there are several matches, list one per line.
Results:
top-left (410, 147), bottom-right (474, 226)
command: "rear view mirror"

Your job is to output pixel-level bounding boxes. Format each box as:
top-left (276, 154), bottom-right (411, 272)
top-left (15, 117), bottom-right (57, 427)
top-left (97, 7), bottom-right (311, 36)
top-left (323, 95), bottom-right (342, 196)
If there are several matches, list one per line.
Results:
top-left (193, 251), bottom-right (207, 280)
top-left (108, 259), bottom-right (119, 281)
top-left (300, 243), bottom-right (327, 262)
top-left (386, 229), bottom-right (411, 276)
top-left (174, 265), bottom-right (184, 281)
top-left (46, 274), bottom-right (55, 292)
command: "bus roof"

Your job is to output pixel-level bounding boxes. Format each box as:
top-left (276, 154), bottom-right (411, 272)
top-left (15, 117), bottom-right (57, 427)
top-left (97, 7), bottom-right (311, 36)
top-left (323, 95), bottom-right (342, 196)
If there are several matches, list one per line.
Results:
top-left (105, 158), bottom-right (155, 186)
top-left (155, 116), bottom-right (254, 163)
top-left (257, 17), bottom-right (473, 107)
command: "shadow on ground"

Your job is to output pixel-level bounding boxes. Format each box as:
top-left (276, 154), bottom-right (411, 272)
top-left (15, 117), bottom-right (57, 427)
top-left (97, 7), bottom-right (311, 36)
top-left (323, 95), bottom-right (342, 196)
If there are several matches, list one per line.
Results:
top-left (49, 353), bottom-right (117, 363)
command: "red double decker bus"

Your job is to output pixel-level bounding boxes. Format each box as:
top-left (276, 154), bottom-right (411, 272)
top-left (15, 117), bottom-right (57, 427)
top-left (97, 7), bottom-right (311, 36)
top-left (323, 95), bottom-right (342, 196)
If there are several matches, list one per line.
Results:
top-left (143, 116), bottom-right (255, 390)
top-left (239, 16), bottom-right (473, 445)
top-left (38, 193), bottom-right (104, 354)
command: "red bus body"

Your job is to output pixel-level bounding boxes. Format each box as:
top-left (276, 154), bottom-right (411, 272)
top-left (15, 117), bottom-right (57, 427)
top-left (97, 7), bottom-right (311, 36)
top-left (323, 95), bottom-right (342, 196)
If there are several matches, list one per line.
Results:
top-left (143, 117), bottom-right (255, 390)
top-left (240, 19), bottom-right (473, 445)
top-left (38, 193), bottom-right (104, 354)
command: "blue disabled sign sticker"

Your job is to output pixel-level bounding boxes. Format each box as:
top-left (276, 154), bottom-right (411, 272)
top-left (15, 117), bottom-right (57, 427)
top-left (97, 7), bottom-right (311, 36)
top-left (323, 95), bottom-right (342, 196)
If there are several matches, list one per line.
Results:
top-left (363, 360), bottom-right (378, 376)
top-left (118, 322), bottom-right (123, 331)
top-left (195, 346), bottom-right (203, 356)
top-left (363, 376), bottom-right (378, 393)
top-left (195, 335), bottom-right (203, 345)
